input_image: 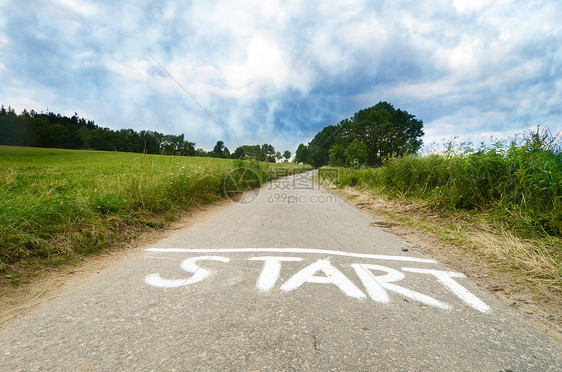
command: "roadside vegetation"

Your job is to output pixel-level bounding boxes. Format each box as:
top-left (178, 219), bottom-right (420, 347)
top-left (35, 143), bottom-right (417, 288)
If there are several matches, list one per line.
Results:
top-left (319, 128), bottom-right (561, 292)
top-left (0, 146), bottom-right (310, 280)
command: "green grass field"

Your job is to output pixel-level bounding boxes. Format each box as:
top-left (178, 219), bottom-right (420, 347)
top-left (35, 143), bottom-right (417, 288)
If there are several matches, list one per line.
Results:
top-left (0, 146), bottom-right (310, 274)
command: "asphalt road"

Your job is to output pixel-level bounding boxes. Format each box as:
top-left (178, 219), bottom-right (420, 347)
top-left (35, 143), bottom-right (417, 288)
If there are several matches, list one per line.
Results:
top-left (1, 170), bottom-right (561, 371)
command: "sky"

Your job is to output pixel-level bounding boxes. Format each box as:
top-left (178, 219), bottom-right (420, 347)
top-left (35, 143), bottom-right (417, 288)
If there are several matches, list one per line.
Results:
top-left (0, 0), bottom-right (561, 153)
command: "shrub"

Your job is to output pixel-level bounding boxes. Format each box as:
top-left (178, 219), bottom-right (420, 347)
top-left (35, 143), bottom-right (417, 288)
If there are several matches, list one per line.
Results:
top-left (325, 128), bottom-right (561, 238)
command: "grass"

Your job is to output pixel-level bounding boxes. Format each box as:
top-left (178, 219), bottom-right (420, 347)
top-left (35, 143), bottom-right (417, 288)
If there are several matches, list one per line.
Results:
top-left (322, 128), bottom-right (561, 238)
top-left (0, 146), bottom-right (311, 275)
top-left (319, 128), bottom-right (561, 290)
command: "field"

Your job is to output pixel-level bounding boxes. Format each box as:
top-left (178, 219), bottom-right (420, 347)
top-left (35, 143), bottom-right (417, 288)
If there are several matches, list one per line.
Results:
top-left (0, 146), bottom-right (310, 276)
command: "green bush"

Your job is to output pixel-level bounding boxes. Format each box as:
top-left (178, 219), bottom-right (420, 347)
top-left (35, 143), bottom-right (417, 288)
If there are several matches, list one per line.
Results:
top-left (325, 128), bottom-right (561, 238)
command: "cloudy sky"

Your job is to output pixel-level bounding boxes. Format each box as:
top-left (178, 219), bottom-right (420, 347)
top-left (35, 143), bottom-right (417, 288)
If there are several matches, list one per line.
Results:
top-left (1, 0), bottom-right (561, 153)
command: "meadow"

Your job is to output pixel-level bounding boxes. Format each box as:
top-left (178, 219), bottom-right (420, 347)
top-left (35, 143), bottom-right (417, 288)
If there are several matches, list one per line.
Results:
top-left (0, 146), bottom-right (310, 275)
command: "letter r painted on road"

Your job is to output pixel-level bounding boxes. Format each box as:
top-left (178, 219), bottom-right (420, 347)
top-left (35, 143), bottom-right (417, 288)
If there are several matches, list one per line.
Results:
top-left (351, 264), bottom-right (452, 310)
top-left (145, 256), bottom-right (230, 288)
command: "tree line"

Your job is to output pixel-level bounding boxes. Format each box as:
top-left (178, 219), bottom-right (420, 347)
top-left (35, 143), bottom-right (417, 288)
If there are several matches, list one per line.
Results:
top-left (295, 101), bottom-right (424, 167)
top-left (0, 105), bottom-right (291, 161)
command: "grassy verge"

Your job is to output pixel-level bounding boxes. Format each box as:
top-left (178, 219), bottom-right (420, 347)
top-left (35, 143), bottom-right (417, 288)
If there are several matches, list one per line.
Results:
top-left (0, 146), bottom-right (311, 280)
top-left (318, 129), bottom-right (561, 293)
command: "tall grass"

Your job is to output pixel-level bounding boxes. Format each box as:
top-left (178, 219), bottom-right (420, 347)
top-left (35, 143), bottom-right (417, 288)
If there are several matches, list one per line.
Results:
top-left (0, 146), bottom-right (310, 270)
top-left (324, 128), bottom-right (561, 239)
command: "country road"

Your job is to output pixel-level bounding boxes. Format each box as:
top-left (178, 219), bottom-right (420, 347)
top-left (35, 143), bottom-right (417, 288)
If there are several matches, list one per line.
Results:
top-left (1, 170), bottom-right (561, 370)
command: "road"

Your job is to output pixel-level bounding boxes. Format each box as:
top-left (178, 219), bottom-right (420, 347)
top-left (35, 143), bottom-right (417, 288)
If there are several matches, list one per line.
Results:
top-left (1, 170), bottom-right (561, 370)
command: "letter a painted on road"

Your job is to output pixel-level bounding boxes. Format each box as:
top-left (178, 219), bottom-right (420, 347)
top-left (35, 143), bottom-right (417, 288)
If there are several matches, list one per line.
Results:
top-left (280, 259), bottom-right (366, 299)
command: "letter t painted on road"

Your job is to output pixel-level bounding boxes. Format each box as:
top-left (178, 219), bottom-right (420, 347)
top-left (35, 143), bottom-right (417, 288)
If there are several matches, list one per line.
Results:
top-left (248, 257), bottom-right (303, 291)
top-left (402, 268), bottom-right (491, 313)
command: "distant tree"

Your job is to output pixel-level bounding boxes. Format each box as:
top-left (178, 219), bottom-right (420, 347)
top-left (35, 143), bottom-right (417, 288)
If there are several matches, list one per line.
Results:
top-left (117, 129), bottom-right (139, 152)
top-left (77, 126), bottom-right (90, 149)
top-left (0, 109), bottom-right (21, 145)
top-left (178, 139), bottom-right (196, 156)
top-left (231, 147), bottom-right (241, 159)
top-left (231, 146), bottom-right (246, 159)
top-left (194, 148), bottom-right (208, 157)
top-left (297, 101), bottom-right (423, 167)
top-left (328, 144), bottom-right (345, 167)
top-left (212, 140), bottom-right (226, 158)
top-left (344, 139), bottom-right (368, 167)
top-left (307, 125), bottom-right (339, 167)
top-left (350, 102), bottom-right (423, 166)
top-left (294, 144), bottom-right (309, 164)
top-left (48, 124), bottom-right (71, 148)
top-left (261, 143), bottom-right (277, 162)
top-left (283, 150), bottom-right (291, 162)
top-left (89, 128), bottom-right (113, 151)
top-left (232, 144), bottom-right (261, 160)
top-left (0, 104), bottom-right (199, 156)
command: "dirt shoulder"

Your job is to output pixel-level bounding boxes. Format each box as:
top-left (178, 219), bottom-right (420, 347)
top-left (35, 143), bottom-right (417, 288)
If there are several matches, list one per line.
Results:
top-left (326, 184), bottom-right (561, 343)
top-left (0, 198), bottom-right (235, 325)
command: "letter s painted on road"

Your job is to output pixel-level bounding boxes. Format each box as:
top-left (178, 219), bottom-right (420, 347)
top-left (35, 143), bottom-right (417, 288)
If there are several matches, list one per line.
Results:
top-left (145, 256), bottom-right (230, 288)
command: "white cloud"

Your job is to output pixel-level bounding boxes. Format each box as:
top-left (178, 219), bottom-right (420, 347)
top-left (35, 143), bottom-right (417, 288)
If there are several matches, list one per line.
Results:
top-left (453, 0), bottom-right (489, 13)
top-left (53, 0), bottom-right (98, 17)
top-left (223, 36), bottom-right (292, 98)
top-left (0, 32), bottom-right (8, 47)
top-left (105, 59), bottom-right (152, 82)
top-left (0, 0), bottom-right (561, 153)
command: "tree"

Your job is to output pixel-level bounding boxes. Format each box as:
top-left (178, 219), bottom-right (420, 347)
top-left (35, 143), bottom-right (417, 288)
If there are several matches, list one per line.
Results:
top-left (231, 145), bottom-right (247, 159)
top-left (178, 140), bottom-right (196, 156)
top-left (306, 125), bottom-right (339, 167)
top-left (261, 143), bottom-right (277, 162)
top-left (231, 144), bottom-right (261, 160)
top-left (77, 126), bottom-right (90, 149)
top-left (328, 144), bottom-right (345, 166)
top-left (351, 102), bottom-right (423, 166)
top-left (0, 104), bottom-right (201, 157)
top-left (139, 130), bottom-right (161, 154)
top-left (283, 150), bottom-right (291, 162)
top-left (212, 140), bottom-right (226, 158)
top-left (299, 101), bottom-right (423, 167)
top-left (344, 139), bottom-right (368, 167)
top-left (195, 148), bottom-right (208, 157)
top-left (294, 144), bottom-right (309, 164)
